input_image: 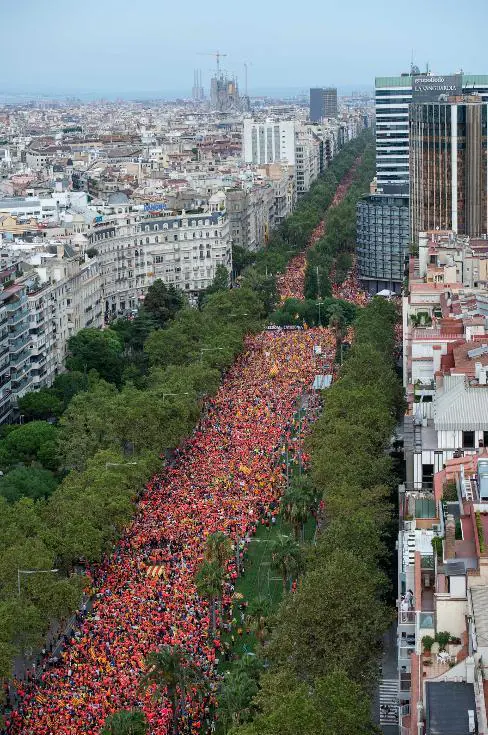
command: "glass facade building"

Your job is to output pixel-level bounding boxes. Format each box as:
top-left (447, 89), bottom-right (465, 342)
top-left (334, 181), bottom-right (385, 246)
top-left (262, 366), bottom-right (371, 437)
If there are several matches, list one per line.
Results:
top-left (356, 193), bottom-right (410, 293)
top-left (410, 99), bottom-right (488, 239)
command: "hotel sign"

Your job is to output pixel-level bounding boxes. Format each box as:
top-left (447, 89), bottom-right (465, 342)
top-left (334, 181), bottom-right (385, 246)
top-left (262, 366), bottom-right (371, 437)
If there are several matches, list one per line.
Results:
top-left (412, 74), bottom-right (462, 102)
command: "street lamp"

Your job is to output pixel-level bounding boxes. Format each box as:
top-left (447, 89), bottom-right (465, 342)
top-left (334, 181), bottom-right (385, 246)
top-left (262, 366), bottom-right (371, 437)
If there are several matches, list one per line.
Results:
top-left (316, 301), bottom-right (323, 326)
top-left (18, 568), bottom-right (59, 597)
top-left (105, 462), bottom-right (138, 469)
top-left (162, 392), bottom-right (189, 403)
top-left (199, 347), bottom-right (224, 363)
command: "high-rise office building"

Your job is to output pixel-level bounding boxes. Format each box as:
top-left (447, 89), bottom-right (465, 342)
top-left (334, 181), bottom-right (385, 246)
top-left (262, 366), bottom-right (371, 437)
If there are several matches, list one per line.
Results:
top-left (410, 96), bottom-right (488, 239)
top-left (375, 73), bottom-right (488, 193)
top-left (357, 73), bottom-right (488, 293)
top-left (309, 87), bottom-right (338, 122)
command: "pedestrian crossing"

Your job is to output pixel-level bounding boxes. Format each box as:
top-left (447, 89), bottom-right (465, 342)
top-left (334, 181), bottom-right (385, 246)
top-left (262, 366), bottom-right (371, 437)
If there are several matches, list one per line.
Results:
top-left (379, 678), bottom-right (399, 725)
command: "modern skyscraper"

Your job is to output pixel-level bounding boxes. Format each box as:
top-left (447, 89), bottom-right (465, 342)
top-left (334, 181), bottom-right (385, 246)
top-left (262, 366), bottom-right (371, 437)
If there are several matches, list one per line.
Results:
top-left (375, 73), bottom-right (488, 194)
top-left (309, 87), bottom-right (338, 122)
top-left (410, 96), bottom-right (488, 239)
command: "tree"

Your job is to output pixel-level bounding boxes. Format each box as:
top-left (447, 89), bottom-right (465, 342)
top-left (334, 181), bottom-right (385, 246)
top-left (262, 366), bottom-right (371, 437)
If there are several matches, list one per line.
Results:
top-left (17, 389), bottom-right (63, 421)
top-left (195, 559), bottom-right (224, 634)
top-left (205, 531), bottom-right (232, 569)
top-left (66, 328), bottom-right (124, 386)
top-left (203, 264), bottom-right (230, 300)
top-left (246, 597), bottom-right (271, 647)
top-left (269, 534), bottom-right (301, 592)
top-left (101, 709), bottom-right (149, 735)
top-left (51, 370), bottom-right (89, 408)
top-left (142, 646), bottom-right (206, 735)
top-left (0, 467), bottom-right (58, 503)
top-left (218, 668), bottom-right (259, 731)
top-left (0, 421), bottom-right (59, 472)
top-left (281, 476), bottom-right (316, 540)
top-left (328, 306), bottom-right (346, 358)
top-left (267, 549), bottom-right (391, 687)
top-left (142, 279), bottom-right (185, 328)
top-left (230, 668), bottom-right (378, 735)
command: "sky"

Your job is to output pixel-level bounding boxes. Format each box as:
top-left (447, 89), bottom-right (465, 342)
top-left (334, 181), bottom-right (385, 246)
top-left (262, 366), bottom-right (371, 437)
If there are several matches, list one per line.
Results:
top-left (1, 0), bottom-right (486, 98)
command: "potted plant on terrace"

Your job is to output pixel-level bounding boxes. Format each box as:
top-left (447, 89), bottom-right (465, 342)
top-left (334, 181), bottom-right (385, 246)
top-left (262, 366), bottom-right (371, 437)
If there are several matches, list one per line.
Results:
top-left (422, 635), bottom-right (435, 656)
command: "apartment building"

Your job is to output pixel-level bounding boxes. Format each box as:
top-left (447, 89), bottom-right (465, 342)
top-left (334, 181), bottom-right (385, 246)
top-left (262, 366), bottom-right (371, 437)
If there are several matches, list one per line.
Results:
top-left (403, 230), bottom-right (488, 487)
top-left (242, 119), bottom-right (296, 166)
top-left (88, 204), bottom-right (232, 316)
top-left (397, 450), bottom-right (488, 735)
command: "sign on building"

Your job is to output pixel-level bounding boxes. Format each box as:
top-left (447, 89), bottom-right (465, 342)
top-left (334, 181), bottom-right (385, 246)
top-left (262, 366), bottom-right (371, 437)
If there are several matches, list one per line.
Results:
top-left (412, 74), bottom-right (462, 102)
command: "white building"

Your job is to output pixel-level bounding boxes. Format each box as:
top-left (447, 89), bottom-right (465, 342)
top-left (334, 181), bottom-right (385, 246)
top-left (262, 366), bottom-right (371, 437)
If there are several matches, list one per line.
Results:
top-left (242, 120), bottom-right (296, 166)
top-left (88, 205), bottom-right (232, 316)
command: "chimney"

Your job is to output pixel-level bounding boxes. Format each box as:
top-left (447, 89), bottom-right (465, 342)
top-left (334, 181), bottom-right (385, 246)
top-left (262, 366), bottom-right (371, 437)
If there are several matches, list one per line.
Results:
top-left (444, 514), bottom-right (456, 560)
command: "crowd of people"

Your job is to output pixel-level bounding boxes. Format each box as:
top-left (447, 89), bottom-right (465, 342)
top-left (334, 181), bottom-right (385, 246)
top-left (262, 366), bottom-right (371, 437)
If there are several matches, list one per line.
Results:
top-left (5, 163), bottom-right (367, 735)
top-left (6, 325), bottom-right (336, 735)
top-left (276, 159), bottom-right (361, 304)
top-left (331, 260), bottom-right (370, 307)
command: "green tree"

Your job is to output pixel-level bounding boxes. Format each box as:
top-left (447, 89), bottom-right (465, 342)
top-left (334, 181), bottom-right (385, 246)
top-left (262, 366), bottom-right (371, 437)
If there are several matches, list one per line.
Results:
top-left (17, 389), bottom-right (63, 421)
top-left (141, 646), bottom-right (206, 735)
top-left (101, 709), bottom-right (149, 735)
top-left (51, 370), bottom-right (89, 408)
top-left (246, 596), bottom-right (271, 647)
top-left (218, 668), bottom-right (259, 731)
top-left (142, 279), bottom-right (185, 328)
top-left (267, 549), bottom-right (391, 687)
top-left (269, 534), bottom-right (301, 592)
top-left (195, 559), bottom-right (224, 634)
top-left (281, 476), bottom-right (316, 540)
top-left (0, 421), bottom-right (58, 472)
top-left (203, 264), bottom-right (230, 299)
top-left (0, 467), bottom-right (58, 503)
top-left (66, 328), bottom-right (124, 386)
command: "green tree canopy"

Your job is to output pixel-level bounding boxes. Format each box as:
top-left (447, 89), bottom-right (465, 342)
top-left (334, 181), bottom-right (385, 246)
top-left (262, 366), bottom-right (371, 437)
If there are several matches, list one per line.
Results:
top-left (0, 467), bottom-right (58, 503)
top-left (142, 279), bottom-right (185, 328)
top-left (66, 328), bottom-right (124, 386)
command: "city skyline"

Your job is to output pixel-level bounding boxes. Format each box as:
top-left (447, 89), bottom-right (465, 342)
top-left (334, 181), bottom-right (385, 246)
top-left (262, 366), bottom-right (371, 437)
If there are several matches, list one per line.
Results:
top-left (1, 0), bottom-right (486, 97)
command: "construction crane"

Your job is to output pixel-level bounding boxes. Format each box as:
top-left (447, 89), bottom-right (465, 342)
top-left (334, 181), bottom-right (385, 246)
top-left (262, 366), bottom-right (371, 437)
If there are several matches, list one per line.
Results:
top-left (197, 51), bottom-right (227, 75)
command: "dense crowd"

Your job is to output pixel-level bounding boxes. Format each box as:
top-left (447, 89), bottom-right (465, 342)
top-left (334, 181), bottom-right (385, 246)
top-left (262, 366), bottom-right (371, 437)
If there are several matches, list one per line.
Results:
top-left (7, 326), bottom-right (336, 735)
top-left (331, 260), bottom-right (370, 307)
top-left (276, 159), bottom-right (361, 303)
top-left (5, 159), bottom-right (369, 735)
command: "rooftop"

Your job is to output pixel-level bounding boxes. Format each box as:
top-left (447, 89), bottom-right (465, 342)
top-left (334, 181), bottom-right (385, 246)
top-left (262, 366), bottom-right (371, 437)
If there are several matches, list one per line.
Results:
top-left (425, 681), bottom-right (476, 735)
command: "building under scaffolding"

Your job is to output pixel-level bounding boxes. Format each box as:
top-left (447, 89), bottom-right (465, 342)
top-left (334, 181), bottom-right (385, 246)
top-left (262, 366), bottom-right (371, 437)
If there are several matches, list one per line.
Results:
top-left (210, 73), bottom-right (241, 111)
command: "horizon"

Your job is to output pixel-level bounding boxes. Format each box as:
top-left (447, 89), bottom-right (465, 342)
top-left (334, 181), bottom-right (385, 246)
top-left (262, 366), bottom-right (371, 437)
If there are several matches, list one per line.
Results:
top-left (2, 0), bottom-right (485, 98)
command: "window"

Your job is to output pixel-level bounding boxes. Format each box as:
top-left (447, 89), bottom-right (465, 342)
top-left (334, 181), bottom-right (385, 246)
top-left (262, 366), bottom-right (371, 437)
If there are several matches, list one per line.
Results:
top-left (463, 431), bottom-right (475, 449)
top-left (483, 431), bottom-right (488, 447)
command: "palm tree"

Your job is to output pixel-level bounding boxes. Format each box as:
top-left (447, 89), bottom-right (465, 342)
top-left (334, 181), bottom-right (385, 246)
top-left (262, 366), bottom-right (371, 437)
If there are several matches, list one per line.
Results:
top-left (101, 709), bottom-right (149, 735)
top-left (218, 668), bottom-right (259, 731)
top-left (204, 531), bottom-right (232, 570)
top-left (282, 476), bottom-right (317, 540)
top-left (269, 534), bottom-right (302, 592)
top-left (195, 559), bottom-right (225, 634)
top-left (246, 596), bottom-right (271, 647)
top-left (141, 646), bottom-right (205, 735)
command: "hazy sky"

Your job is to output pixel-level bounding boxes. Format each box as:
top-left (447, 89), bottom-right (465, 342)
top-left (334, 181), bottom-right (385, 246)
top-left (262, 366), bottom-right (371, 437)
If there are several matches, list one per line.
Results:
top-left (1, 0), bottom-right (486, 96)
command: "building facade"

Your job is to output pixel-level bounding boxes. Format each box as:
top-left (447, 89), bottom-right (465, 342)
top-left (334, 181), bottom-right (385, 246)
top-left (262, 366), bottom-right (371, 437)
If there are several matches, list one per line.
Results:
top-left (242, 120), bottom-right (296, 166)
top-left (309, 87), bottom-right (338, 122)
top-left (356, 192), bottom-right (409, 292)
top-left (89, 206), bottom-right (232, 316)
top-left (410, 98), bottom-right (488, 240)
top-left (375, 73), bottom-right (488, 194)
